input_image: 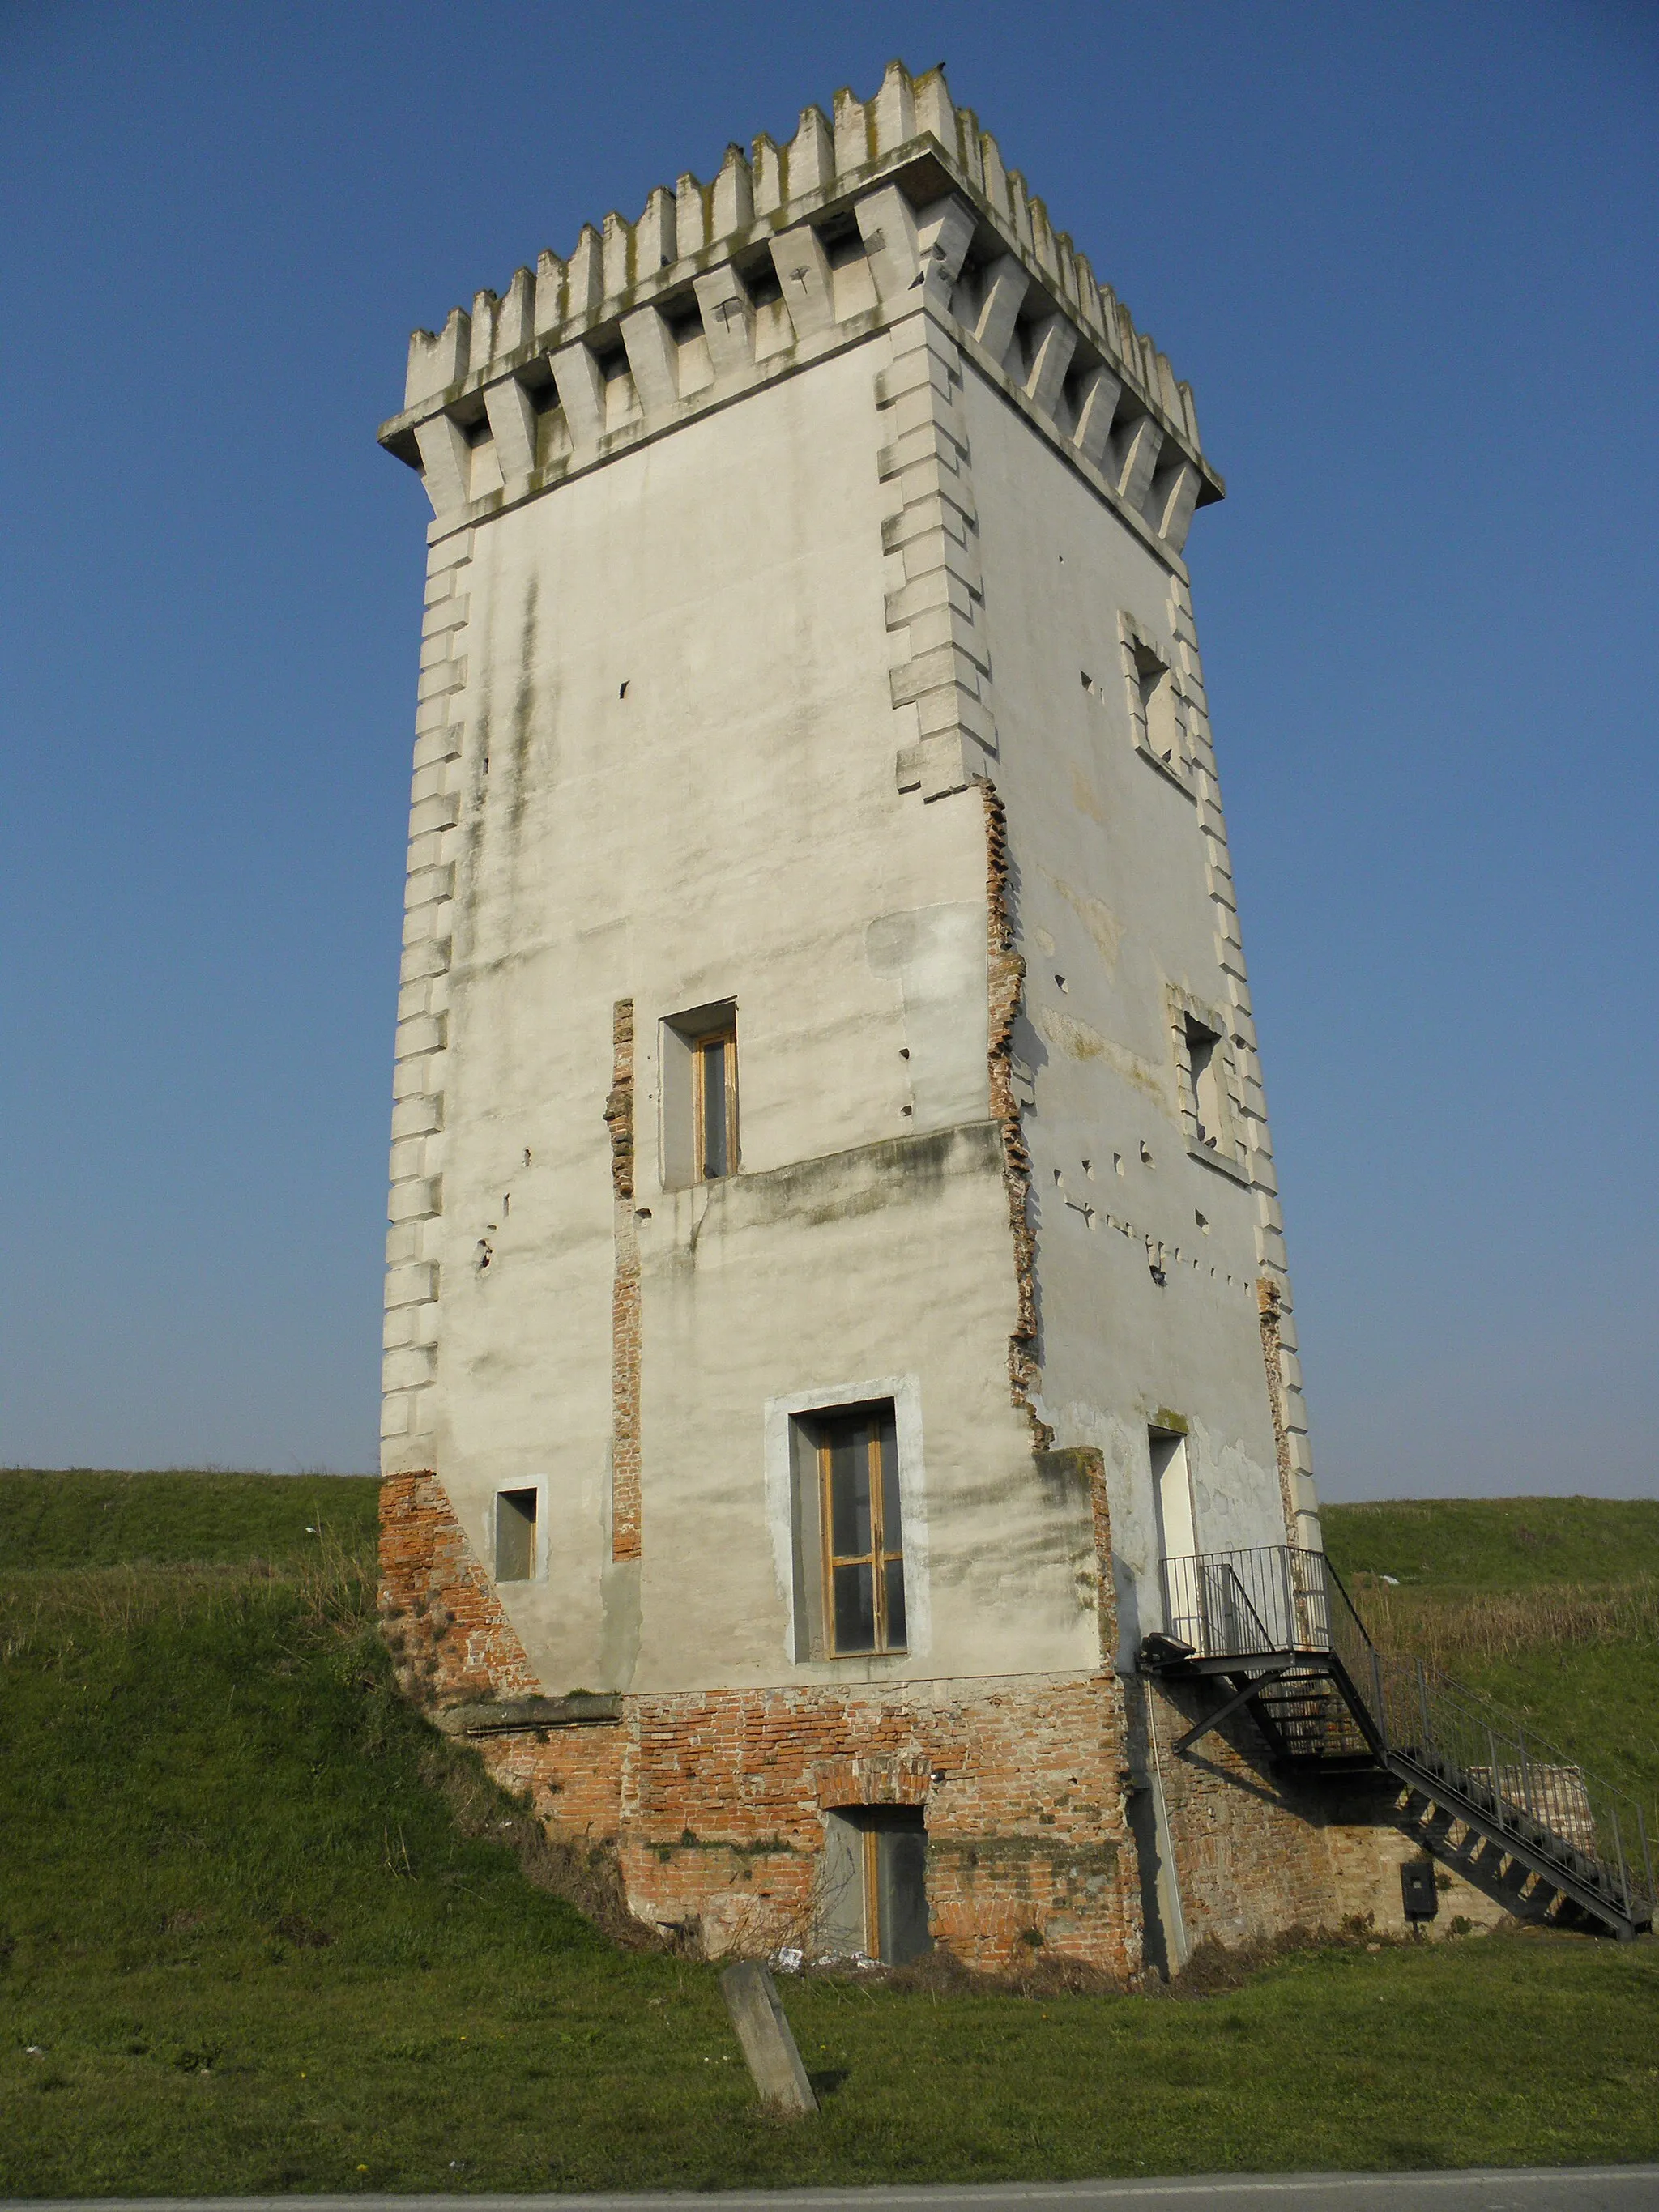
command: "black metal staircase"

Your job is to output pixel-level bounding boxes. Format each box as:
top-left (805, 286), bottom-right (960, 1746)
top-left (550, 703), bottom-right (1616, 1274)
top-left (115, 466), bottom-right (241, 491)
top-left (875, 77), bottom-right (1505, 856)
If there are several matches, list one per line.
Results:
top-left (1141, 1544), bottom-right (1654, 1941)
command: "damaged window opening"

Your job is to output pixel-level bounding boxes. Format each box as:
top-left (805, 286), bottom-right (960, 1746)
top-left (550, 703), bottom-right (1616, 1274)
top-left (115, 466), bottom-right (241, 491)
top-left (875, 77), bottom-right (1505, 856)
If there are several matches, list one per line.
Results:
top-left (819, 1404), bottom-right (906, 1656)
top-left (494, 1487), bottom-right (537, 1582)
top-left (1184, 1016), bottom-right (1225, 1149)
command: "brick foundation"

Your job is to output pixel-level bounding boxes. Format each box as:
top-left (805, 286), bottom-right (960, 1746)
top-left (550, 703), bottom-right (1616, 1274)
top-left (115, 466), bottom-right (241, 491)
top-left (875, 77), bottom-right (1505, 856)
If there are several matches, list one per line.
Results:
top-left (380, 1473), bottom-right (1521, 1971)
top-left (380, 1470), bottom-right (1141, 1972)
top-left (379, 1473), bottom-right (539, 1701)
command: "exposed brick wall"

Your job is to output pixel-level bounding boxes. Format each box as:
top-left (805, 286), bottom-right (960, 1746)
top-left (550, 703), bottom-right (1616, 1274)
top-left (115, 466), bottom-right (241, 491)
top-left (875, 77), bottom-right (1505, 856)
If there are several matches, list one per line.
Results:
top-left (471, 1720), bottom-right (628, 1845)
top-left (380, 1475), bottom-right (1520, 1974)
top-left (983, 778), bottom-right (1051, 1451)
top-left (378, 1472), bottom-right (539, 1703)
top-left (1145, 1675), bottom-right (1336, 1944)
top-left (604, 997), bottom-right (642, 1562)
top-left (380, 1468), bottom-right (1141, 1971)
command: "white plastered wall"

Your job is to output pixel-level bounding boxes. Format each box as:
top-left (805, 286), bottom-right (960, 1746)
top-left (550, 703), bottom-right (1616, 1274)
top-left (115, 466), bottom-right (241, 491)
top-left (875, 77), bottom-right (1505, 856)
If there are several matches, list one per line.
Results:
top-left (405, 338), bottom-right (1101, 1698)
top-left (962, 367), bottom-right (1296, 1665)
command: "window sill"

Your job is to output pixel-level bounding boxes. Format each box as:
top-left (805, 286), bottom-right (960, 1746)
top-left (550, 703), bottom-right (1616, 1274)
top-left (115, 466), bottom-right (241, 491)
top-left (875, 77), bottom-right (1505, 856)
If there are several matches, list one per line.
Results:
top-left (1187, 1136), bottom-right (1251, 1185)
top-left (799, 1649), bottom-right (915, 1680)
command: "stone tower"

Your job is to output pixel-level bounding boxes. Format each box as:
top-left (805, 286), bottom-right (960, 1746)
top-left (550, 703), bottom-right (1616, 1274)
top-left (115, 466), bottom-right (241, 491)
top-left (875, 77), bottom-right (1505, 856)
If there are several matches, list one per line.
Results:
top-left (375, 64), bottom-right (1340, 1976)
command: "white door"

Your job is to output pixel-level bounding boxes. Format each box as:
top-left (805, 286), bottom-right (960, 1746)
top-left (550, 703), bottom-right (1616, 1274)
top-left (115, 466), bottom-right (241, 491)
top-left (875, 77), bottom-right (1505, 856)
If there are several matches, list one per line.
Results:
top-left (1151, 1430), bottom-right (1200, 1643)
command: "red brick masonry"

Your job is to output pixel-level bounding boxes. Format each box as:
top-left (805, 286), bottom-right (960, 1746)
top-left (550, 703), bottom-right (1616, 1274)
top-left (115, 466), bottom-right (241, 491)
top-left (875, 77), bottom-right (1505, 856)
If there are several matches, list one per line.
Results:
top-left (381, 1471), bottom-right (1514, 1967)
top-left (380, 1468), bottom-right (1142, 1973)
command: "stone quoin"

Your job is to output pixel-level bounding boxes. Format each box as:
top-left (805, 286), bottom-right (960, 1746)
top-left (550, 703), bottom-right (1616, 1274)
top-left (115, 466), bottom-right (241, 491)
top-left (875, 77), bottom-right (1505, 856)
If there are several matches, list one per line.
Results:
top-left (373, 61), bottom-right (1500, 1972)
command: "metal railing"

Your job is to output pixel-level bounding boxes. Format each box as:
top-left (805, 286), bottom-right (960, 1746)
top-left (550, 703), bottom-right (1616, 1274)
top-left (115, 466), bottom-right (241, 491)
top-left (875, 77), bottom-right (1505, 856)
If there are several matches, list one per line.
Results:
top-left (1158, 1541), bottom-right (1333, 1659)
top-left (1157, 1543), bottom-right (1655, 1930)
top-left (1363, 1647), bottom-right (1652, 1926)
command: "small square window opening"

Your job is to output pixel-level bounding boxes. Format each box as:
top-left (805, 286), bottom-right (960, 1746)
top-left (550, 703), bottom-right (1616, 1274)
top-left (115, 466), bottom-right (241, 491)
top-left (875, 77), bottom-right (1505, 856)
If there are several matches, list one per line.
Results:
top-left (494, 1487), bottom-right (538, 1582)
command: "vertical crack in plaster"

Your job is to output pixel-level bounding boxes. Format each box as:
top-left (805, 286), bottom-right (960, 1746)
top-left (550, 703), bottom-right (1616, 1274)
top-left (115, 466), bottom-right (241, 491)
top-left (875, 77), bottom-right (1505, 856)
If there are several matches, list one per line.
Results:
top-left (605, 998), bottom-right (642, 1562)
top-left (983, 779), bottom-right (1051, 1451)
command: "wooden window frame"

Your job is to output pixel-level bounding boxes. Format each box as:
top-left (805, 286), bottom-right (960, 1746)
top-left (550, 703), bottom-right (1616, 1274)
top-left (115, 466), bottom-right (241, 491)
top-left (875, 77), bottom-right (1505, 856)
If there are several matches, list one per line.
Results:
top-left (818, 1407), bottom-right (906, 1657)
top-left (860, 1825), bottom-right (881, 1953)
top-left (692, 1020), bottom-right (738, 1182)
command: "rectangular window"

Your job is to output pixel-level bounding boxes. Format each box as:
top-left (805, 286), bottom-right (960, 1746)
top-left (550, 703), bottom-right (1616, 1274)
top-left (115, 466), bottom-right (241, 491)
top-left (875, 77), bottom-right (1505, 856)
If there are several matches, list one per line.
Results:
top-left (818, 1806), bottom-right (931, 1964)
top-left (1135, 645), bottom-right (1182, 768)
top-left (1119, 613), bottom-right (1192, 791)
top-left (661, 1001), bottom-right (738, 1188)
top-left (816, 1404), bottom-right (906, 1656)
top-left (494, 1487), bottom-right (538, 1582)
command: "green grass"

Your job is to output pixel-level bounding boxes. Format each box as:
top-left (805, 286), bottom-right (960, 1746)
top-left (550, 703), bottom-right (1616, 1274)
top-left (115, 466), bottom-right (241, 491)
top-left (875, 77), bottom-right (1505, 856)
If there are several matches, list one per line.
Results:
top-left (1323, 1495), bottom-right (1659, 1591)
top-left (2, 1472), bottom-right (1657, 2193)
top-left (0, 1466), bottom-right (380, 1570)
top-left (1324, 1498), bottom-right (1659, 1808)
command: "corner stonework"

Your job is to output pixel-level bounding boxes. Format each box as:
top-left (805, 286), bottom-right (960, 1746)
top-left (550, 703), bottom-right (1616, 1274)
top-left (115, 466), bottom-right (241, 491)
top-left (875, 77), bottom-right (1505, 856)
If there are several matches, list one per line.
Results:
top-left (879, 294), bottom-right (993, 804)
top-left (382, 528), bottom-right (472, 1476)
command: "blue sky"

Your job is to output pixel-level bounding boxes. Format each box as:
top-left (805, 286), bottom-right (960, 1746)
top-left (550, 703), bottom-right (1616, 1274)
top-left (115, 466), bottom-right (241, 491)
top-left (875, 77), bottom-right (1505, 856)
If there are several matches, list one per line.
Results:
top-left (2, 2), bottom-right (1654, 1497)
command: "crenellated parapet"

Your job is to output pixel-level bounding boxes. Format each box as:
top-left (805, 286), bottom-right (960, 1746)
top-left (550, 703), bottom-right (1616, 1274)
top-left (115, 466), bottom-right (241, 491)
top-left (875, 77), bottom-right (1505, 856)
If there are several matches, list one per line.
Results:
top-left (378, 61), bottom-right (1222, 560)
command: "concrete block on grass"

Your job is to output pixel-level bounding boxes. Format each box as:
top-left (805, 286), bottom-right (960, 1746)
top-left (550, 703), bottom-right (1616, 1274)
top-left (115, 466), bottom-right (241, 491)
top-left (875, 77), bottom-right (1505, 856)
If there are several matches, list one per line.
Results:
top-left (719, 1961), bottom-right (817, 2116)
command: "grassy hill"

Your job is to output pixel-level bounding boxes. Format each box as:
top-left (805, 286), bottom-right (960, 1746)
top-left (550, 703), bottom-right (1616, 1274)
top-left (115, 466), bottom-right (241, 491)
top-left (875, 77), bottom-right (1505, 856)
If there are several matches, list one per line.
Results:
top-left (1323, 1497), bottom-right (1659, 1807)
top-left (1, 1471), bottom-right (1655, 2193)
top-left (1324, 1495), bottom-right (1659, 1591)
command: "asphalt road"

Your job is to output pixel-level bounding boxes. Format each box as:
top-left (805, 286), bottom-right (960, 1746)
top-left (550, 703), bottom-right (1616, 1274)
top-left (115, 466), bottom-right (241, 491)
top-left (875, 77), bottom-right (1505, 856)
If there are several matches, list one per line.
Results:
top-left (7, 2174), bottom-right (1657, 2211)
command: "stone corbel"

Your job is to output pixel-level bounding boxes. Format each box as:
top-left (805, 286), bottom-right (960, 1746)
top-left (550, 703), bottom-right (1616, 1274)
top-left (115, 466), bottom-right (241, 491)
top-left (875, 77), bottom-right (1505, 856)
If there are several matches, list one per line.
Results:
top-left (550, 341), bottom-right (606, 459)
top-left (621, 305), bottom-right (680, 418)
top-left (413, 414), bottom-right (471, 518)
top-left (915, 194), bottom-right (977, 306)
top-left (854, 183), bottom-right (921, 301)
top-left (1157, 460), bottom-right (1202, 552)
top-left (973, 254), bottom-right (1030, 366)
top-left (769, 222), bottom-right (837, 342)
top-left (693, 266), bottom-right (756, 377)
top-left (481, 376), bottom-right (539, 483)
top-left (1113, 415), bottom-right (1165, 511)
top-left (1023, 311), bottom-right (1077, 416)
top-left (1070, 365), bottom-right (1123, 469)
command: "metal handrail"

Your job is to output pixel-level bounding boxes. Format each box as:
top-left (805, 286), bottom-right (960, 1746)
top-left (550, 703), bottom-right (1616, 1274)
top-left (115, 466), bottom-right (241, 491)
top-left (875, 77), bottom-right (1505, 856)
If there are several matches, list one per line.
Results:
top-left (1156, 1542), bottom-right (1655, 1924)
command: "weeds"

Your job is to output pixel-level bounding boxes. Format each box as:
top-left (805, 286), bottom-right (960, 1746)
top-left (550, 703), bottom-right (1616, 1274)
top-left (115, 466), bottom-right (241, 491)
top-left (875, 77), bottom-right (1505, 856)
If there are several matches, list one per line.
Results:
top-left (1350, 1574), bottom-right (1659, 1669)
